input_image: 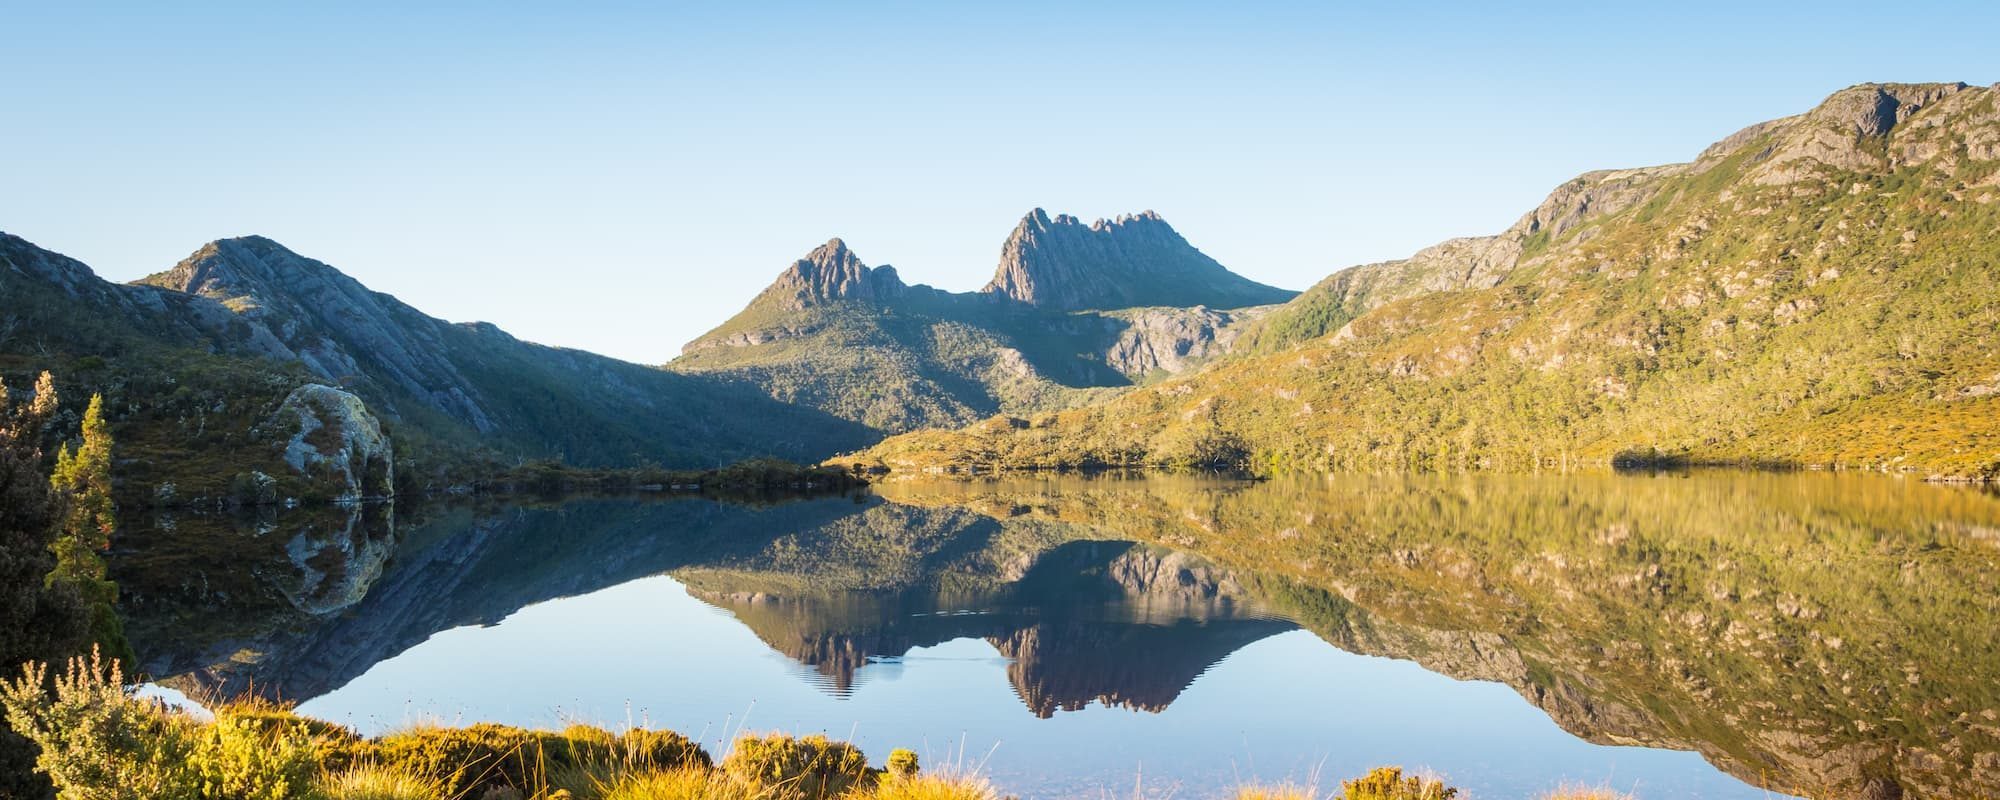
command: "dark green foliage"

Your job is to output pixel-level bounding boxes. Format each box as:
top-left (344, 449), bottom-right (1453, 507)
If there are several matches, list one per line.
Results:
top-left (721, 733), bottom-right (874, 799)
top-left (0, 373), bottom-right (86, 800)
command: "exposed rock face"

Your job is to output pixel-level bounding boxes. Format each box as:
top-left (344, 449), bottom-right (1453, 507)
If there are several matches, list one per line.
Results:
top-left (982, 209), bottom-right (1296, 311)
top-left (262, 384), bottom-right (394, 501)
top-left (756, 238), bottom-right (909, 311)
top-left (1098, 305), bottom-right (1271, 377)
top-left (140, 237), bottom-right (498, 432)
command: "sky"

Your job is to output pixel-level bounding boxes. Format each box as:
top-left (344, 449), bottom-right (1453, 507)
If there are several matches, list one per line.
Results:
top-left (4, 1), bottom-right (1996, 364)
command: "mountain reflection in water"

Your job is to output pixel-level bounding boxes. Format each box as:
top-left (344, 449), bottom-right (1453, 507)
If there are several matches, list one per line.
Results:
top-left (113, 474), bottom-right (2000, 800)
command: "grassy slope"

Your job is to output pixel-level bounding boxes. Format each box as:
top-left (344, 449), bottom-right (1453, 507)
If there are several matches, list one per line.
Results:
top-left (852, 87), bottom-right (2000, 479)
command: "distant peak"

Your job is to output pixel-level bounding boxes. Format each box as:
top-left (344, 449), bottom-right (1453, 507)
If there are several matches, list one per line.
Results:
top-left (756, 238), bottom-right (905, 310)
top-left (983, 208), bottom-right (1294, 311)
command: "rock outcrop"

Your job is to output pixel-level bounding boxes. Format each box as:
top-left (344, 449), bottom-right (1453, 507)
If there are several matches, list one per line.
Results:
top-left (982, 209), bottom-right (1296, 311)
top-left (261, 384), bottom-right (394, 501)
top-left (755, 238), bottom-right (909, 311)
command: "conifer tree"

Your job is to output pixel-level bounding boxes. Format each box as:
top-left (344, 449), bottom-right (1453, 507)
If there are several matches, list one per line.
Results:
top-left (46, 393), bottom-right (134, 671)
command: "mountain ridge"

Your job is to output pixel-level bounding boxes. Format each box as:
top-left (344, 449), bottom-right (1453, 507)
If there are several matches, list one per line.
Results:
top-left (670, 209), bottom-right (1293, 436)
top-left (851, 81), bottom-right (2000, 479)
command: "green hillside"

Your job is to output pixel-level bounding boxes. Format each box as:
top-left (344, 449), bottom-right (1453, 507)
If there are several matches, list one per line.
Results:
top-left (849, 83), bottom-right (2000, 480)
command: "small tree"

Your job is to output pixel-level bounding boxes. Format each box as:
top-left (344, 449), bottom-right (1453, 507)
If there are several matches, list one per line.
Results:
top-left (47, 393), bottom-right (134, 671)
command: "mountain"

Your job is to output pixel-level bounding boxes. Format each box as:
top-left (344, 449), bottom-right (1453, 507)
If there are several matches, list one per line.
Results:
top-left (669, 210), bottom-right (1293, 435)
top-left (851, 82), bottom-right (2000, 479)
top-left (982, 209), bottom-right (1295, 310)
top-left (1, 233), bottom-right (871, 503)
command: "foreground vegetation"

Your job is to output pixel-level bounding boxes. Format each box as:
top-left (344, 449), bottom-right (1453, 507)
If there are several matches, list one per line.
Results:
top-left (0, 650), bottom-right (1622, 800)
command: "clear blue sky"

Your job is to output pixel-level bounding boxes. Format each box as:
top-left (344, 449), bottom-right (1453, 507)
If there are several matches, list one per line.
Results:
top-left (4, 1), bottom-right (1994, 363)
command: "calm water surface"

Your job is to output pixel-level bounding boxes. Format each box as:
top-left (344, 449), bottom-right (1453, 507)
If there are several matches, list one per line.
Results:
top-left (118, 474), bottom-right (2000, 799)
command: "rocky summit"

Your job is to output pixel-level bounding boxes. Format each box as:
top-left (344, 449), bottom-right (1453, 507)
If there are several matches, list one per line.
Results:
top-left (982, 209), bottom-right (1296, 311)
top-left (671, 210), bottom-right (1295, 435)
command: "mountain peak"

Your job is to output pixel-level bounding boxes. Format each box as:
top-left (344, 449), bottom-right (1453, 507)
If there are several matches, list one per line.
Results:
top-left (982, 209), bottom-right (1294, 311)
top-left (755, 238), bottom-right (906, 311)
top-left (1805, 82), bottom-right (1971, 137)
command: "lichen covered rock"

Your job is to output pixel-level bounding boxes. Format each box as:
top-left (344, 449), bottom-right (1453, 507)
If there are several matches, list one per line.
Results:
top-left (262, 384), bottom-right (393, 501)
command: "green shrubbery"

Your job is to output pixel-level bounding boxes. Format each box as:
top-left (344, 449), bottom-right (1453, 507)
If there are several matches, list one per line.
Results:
top-left (720, 733), bottom-right (872, 799)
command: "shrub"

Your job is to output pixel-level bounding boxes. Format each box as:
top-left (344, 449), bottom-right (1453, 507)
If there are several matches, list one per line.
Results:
top-left (720, 734), bottom-right (872, 800)
top-left (0, 649), bottom-right (201, 800)
top-left (211, 698), bottom-right (368, 772)
top-left (184, 713), bottom-right (322, 800)
top-left (372, 722), bottom-right (578, 797)
top-left (318, 766), bottom-right (447, 800)
top-left (619, 728), bottom-right (711, 771)
top-left (884, 750), bottom-right (919, 780)
top-left (1338, 767), bottom-right (1458, 800)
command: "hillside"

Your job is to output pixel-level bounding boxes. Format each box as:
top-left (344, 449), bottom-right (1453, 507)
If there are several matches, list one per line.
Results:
top-left (850, 83), bottom-right (2000, 479)
top-left (670, 211), bottom-right (1292, 434)
top-left (1, 234), bottom-right (872, 504)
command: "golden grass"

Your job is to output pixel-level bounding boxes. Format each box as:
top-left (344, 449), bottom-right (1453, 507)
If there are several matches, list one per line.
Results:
top-left (318, 765), bottom-right (449, 800)
top-left (857, 772), bottom-right (1001, 800)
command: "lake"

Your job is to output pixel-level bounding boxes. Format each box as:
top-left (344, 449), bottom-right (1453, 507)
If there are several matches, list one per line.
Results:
top-left (114, 473), bottom-right (2000, 799)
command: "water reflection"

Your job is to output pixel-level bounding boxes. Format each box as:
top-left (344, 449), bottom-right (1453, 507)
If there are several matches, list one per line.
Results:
top-left (113, 474), bottom-right (2000, 799)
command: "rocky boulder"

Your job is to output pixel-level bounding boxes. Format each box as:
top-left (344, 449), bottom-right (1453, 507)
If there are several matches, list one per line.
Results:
top-left (261, 384), bottom-right (393, 502)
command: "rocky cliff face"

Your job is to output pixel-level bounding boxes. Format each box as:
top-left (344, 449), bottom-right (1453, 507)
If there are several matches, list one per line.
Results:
top-left (982, 209), bottom-right (1295, 311)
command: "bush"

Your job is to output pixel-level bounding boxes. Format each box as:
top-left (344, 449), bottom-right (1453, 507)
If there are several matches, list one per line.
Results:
top-left (372, 722), bottom-right (578, 797)
top-left (0, 650), bottom-right (201, 800)
top-left (211, 698), bottom-right (368, 772)
top-left (720, 734), bottom-right (872, 800)
top-left (184, 713), bottom-right (322, 800)
top-left (884, 750), bottom-right (918, 780)
top-left (1338, 767), bottom-right (1459, 800)
top-left (619, 728), bottom-right (711, 771)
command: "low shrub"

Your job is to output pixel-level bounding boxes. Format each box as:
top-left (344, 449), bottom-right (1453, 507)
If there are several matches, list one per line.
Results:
top-left (720, 734), bottom-right (873, 800)
top-left (372, 722), bottom-right (578, 797)
top-left (1338, 767), bottom-right (1459, 800)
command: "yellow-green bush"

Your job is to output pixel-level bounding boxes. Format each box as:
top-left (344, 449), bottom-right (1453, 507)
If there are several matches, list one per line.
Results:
top-left (371, 722), bottom-right (578, 797)
top-left (1338, 767), bottom-right (1459, 800)
top-left (721, 734), bottom-right (873, 800)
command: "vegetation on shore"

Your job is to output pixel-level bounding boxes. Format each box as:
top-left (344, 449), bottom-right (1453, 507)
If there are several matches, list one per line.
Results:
top-left (477, 458), bottom-right (867, 500)
top-left (0, 650), bottom-right (1589, 800)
